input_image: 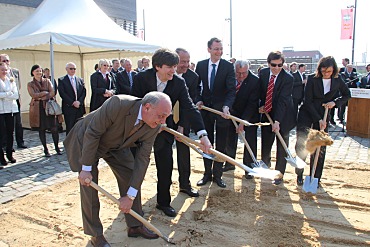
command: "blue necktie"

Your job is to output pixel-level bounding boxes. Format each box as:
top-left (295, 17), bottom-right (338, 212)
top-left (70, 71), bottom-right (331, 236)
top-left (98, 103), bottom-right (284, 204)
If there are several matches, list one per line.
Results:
top-left (128, 72), bottom-right (133, 88)
top-left (210, 64), bottom-right (216, 91)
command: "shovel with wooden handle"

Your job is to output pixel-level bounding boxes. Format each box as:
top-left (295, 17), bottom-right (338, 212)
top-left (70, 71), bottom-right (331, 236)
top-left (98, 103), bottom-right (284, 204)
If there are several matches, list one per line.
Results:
top-left (264, 112), bottom-right (306, 169)
top-left (201, 105), bottom-right (270, 127)
top-left (180, 138), bottom-right (225, 162)
top-left (163, 126), bottom-right (282, 180)
top-left (85, 179), bottom-right (174, 244)
top-left (231, 119), bottom-right (268, 169)
top-left (303, 107), bottom-right (329, 194)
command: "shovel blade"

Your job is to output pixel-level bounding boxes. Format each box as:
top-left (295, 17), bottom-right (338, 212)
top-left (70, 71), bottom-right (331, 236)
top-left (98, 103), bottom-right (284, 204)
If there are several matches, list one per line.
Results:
top-left (285, 156), bottom-right (306, 169)
top-left (302, 176), bottom-right (318, 194)
top-left (251, 160), bottom-right (269, 169)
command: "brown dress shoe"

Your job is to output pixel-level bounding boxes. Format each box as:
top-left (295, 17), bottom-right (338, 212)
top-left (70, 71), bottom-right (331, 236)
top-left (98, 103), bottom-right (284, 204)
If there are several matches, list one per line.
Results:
top-left (128, 225), bottom-right (159, 239)
top-left (91, 235), bottom-right (111, 247)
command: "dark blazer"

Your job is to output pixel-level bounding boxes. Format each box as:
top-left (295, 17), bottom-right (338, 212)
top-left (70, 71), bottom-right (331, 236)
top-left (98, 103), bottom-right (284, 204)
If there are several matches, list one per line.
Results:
top-left (58, 75), bottom-right (86, 115)
top-left (291, 71), bottom-right (304, 100)
top-left (179, 69), bottom-right (199, 127)
top-left (89, 71), bottom-right (116, 112)
top-left (115, 70), bottom-right (137, 95)
top-left (131, 68), bottom-right (204, 131)
top-left (195, 58), bottom-right (236, 110)
top-left (231, 70), bottom-right (260, 122)
top-left (300, 74), bottom-right (351, 123)
top-left (360, 74), bottom-right (370, 88)
top-left (340, 70), bottom-right (359, 88)
top-left (259, 67), bottom-right (295, 132)
top-left (64, 95), bottom-right (160, 189)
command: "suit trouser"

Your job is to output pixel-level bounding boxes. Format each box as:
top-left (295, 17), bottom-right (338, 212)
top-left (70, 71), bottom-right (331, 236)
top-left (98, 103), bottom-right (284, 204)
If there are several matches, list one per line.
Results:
top-left (80, 156), bottom-right (143, 237)
top-left (14, 99), bottom-right (24, 146)
top-left (225, 121), bottom-right (257, 171)
top-left (175, 125), bottom-right (192, 189)
top-left (295, 110), bottom-right (328, 181)
top-left (154, 131), bottom-right (174, 207)
top-left (201, 111), bottom-right (228, 179)
top-left (64, 108), bottom-right (84, 136)
top-left (0, 113), bottom-right (15, 160)
top-left (261, 125), bottom-right (289, 175)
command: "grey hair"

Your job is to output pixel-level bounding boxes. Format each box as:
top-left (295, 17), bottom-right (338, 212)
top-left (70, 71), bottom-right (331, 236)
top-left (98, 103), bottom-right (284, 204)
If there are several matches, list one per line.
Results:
top-left (142, 91), bottom-right (171, 107)
top-left (234, 60), bottom-right (250, 69)
top-left (65, 62), bottom-right (76, 68)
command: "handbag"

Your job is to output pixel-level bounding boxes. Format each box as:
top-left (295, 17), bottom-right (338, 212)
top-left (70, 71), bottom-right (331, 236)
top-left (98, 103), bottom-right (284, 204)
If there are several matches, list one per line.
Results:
top-left (45, 99), bottom-right (62, 116)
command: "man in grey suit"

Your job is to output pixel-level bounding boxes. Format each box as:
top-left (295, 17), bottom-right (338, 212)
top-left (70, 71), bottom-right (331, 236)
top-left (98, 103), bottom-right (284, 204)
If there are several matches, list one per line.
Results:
top-left (64, 92), bottom-right (172, 247)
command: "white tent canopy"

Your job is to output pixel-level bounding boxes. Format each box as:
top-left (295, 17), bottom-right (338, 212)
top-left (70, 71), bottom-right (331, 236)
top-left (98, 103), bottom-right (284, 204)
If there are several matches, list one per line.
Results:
top-left (0, 0), bottom-right (159, 53)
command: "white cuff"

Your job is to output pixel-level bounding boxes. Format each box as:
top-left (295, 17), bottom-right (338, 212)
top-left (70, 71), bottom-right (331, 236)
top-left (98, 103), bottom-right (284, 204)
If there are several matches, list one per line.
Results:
top-left (82, 165), bottom-right (92, 171)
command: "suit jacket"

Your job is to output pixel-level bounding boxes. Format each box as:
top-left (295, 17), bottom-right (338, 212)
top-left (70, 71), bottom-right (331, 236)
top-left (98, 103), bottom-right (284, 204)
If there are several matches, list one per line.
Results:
top-left (231, 70), bottom-right (260, 122)
top-left (291, 71), bottom-right (304, 100)
top-left (131, 68), bottom-right (204, 132)
top-left (58, 75), bottom-right (86, 115)
top-left (360, 73), bottom-right (370, 88)
top-left (115, 70), bottom-right (137, 95)
top-left (179, 69), bottom-right (199, 127)
top-left (300, 74), bottom-right (351, 123)
top-left (89, 71), bottom-right (117, 112)
top-left (195, 58), bottom-right (236, 111)
top-left (259, 67), bottom-right (295, 132)
top-left (340, 70), bottom-right (359, 88)
top-left (64, 95), bottom-right (160, 190)
top-left (9, 68), bottom-right (20, 93)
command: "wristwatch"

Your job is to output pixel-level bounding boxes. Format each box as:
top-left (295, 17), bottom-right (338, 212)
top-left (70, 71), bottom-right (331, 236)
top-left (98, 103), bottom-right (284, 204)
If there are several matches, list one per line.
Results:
top-left (127, 195), bottom-right (135, 201)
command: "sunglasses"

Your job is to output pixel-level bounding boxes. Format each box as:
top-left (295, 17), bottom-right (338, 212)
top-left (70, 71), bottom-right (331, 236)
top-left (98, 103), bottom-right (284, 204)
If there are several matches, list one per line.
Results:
top-left (1, 60), bottom-right (9, 62)
top-left (69, 68), bottom-right (76, 70)
top-left (102, 64), bottom-right (109, 67)
top-left (270, 63), bottom-right (283, 67)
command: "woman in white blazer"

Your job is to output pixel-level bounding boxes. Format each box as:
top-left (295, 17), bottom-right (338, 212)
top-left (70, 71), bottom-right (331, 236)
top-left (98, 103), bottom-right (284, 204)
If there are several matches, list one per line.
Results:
top-left (0, 62), bottom-right (19, 166)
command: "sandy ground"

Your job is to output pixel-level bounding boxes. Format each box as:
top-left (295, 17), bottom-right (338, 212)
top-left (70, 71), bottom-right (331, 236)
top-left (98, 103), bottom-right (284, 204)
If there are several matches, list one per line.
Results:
top-left (0, 145), bottom-right (369, 247)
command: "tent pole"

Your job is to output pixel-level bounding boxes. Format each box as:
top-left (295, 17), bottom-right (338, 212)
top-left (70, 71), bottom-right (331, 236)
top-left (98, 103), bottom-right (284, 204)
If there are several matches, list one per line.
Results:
top-left (50, 36), bottom-right (55, 91)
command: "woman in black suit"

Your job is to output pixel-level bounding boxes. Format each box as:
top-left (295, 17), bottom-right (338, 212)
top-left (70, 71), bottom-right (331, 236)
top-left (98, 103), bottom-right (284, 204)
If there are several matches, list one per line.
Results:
top-left (89, 59), bottom-right (116, 112)
top-left (295, 56), bottom-right (351, 186)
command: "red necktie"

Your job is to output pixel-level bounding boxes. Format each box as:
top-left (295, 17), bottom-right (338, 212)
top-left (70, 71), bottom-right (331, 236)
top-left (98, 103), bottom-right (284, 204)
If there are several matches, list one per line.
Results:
top-left (265, 75), bottom-right (276, 113)
top-left (236, 81), bottom-right (242, 93)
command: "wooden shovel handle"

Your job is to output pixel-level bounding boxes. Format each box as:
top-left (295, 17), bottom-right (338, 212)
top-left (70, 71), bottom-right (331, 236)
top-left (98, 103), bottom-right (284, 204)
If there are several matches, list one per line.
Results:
top-left (264, 112), bottom-right (290, 151)
top-left (201, 105), bottom-right (252, 126)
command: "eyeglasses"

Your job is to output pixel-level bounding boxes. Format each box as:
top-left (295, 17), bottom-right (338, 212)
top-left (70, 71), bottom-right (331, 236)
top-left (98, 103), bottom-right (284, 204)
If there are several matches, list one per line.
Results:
top-left (69, 68), bottom-right (76, 70)
top-left (270, 63), bottom-right (283, 67)
top-left (102, 64), bottom-right (108, 67)
top-left (1, 60), bottom-right (9, 62)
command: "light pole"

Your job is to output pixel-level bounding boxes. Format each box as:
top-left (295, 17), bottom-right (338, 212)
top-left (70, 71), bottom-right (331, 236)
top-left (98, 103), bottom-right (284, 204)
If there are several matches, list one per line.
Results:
top-left (347, 0), bottom-right (357, 63)
top-left (229, 0), bottom-right (232, 58)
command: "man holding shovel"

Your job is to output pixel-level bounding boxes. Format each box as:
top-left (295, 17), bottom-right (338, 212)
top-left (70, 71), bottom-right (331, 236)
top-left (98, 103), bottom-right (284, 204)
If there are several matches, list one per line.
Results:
top-left (295, 56), bottom-right (350, 187)
top-left (64, 92), bottom-right (172, 247)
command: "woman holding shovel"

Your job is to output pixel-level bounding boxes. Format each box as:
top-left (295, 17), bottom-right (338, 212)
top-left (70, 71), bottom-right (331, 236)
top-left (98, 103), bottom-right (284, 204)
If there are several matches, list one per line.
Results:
top-left (295, 56), bottom-right (350, 187)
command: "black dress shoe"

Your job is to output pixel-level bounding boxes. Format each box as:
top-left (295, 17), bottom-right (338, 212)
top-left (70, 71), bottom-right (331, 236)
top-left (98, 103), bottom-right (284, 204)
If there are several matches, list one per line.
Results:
top-left (197, 175), bottom-right (212, 186)
top-left (6, 156), bottom-right (16, 163)
top-left (272, 178), bottom-right (283, 185)
top-left (44, 150), bottom-right (51, 157)
top-left (180, 187), bottom-right (199, 197)
top-left (17, 144), bottom-right (27, 149)
top-left (128, 225), bottom-right (159, 239)
top-left (1, 159), bottom-right (8, 166)
top-left (245, 174), bottom-right (254, 179)
top-left (297, 175), bottom-right (304, 186)
top-left (213, 178), bottom-right (226, 188)
top-left (156, 204), bottom-right (177, 217)
top-left (222, 164), bottom-right (235, 172)
top-left (91, 235), bottom-right (111, 247)
top-left (55, 148), bottom-right (63, 155)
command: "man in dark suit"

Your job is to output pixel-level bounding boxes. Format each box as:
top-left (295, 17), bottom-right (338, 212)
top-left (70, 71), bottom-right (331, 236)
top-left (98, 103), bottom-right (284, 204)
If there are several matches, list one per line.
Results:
top-left (131, 48), bottom-right (211, 217)
top-left (259, 51), bottom-right (295, 185)
top-left (360, 64), bottom-right (370, 89)
top-left (174, 48), bottom-right (200, 197)
top-left (58, 62), bottom-right (86, 135)
top-left (111, 59), bottom-right (120, 74)
top-left (64, 92), bottom-right (173, 246)
top-left (90, 59), bottom-right (116, 112)
top-left (0, 54), bottom-right (27, 149)
top-left (115, 58), bottom-right (137, 95)
top-left (339, 58), bottom-right (357, 73)
top-left (223, 60), bottom-right (260, 179)
top-left (195, 37), bottom-right (236, 188)
top-left (291, 63), bottom-right (306, 121)
top-left (338, 64), bottom-right (358, 123)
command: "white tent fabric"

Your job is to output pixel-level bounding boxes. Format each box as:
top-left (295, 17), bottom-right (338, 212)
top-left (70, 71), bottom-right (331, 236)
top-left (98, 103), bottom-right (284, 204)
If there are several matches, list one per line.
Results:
top-left (0, 0), bottom-right (160, 53)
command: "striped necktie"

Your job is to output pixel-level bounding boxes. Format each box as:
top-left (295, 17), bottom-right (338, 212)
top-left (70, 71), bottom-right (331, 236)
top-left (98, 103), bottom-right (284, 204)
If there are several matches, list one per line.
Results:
top-left (265, 75), bottom-right (276, 113)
